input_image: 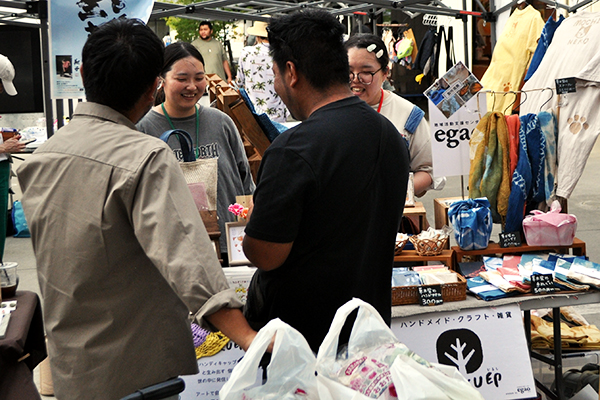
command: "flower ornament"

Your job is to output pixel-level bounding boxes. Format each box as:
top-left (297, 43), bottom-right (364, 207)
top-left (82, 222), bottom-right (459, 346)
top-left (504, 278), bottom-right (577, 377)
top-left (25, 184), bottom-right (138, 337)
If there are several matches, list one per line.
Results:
top-left (228, 203), bottom-right (249, 219)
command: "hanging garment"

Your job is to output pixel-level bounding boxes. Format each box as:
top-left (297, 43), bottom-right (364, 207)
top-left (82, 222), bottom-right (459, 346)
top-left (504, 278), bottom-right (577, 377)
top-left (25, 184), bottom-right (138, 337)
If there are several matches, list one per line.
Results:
top-left (538, 110), bottom-right (558, 203)
top-left (526, 113), bottom-right (546, 204)
top-left (481, 5), bottom-right (544, 113)
top-left (524, 14), bottom-right (565, 81)
top-left (412, 27), bottom-right (439, 76)
top-left (469, 112), bottom-right (511, 223)
top-left (506, 114), bottom-right (521, 178)
top-left (505, 114), bottom-right (535, 233)
top-left (521, 12), bottom-right (600, 199)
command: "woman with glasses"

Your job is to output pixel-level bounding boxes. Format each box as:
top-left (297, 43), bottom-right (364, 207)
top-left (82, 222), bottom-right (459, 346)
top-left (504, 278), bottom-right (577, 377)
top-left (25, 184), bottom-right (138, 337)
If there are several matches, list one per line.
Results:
top-left (137, 42), bottom-right (255, 265)
top-left (345, 34), bottom-right (444, 196)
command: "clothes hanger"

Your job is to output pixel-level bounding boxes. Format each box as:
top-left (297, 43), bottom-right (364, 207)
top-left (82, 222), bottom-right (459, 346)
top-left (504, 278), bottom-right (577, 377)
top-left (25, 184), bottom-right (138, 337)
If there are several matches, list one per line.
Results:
top-left (503, 91), bottom-right (518, 114)
top-left (539, 88), bottom-right (554, 112)
top-left (515, 90), bottom-right (528, 113)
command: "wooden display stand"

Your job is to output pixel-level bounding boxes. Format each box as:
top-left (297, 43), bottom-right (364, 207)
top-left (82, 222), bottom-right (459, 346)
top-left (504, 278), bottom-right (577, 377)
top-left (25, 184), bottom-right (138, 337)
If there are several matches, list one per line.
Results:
top-left (393, 249), bottom-right (454, 268)
top-left (206, 74), bottom-right (272, 181)
top-left (433, 196), bottom-right (465, 229)
top-left (452, 237), bottom-right (587, 269)
top-left (403, 201), bottom-right (428, 232)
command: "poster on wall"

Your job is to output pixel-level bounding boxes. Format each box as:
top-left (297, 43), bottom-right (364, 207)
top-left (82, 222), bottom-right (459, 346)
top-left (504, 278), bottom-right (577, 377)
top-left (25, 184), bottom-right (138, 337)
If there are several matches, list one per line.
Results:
top-left (425, 62), bottom-right (487, 178)
top-left (49, 0), bottom-right (154, 99)
top-left (391, 304), bottom-right (536, 400)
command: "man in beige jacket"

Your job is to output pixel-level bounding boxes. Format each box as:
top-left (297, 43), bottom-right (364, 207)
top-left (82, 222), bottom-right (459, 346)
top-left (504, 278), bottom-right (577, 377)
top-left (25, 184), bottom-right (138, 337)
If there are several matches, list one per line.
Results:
top-left (18, 18), bottom-right (256, 400)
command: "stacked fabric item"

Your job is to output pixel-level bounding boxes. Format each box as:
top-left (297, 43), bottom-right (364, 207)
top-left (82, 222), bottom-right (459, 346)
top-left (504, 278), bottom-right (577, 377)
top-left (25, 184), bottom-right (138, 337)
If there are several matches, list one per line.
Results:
top-left (466, 253), bottom-right (592, 300)
top-left (530, 308), bottom-right (600, 349)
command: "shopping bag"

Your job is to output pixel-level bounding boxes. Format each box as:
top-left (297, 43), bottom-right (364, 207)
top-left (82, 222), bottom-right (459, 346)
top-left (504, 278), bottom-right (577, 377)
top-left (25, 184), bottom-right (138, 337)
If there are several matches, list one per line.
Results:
top-left (390, 354), bottom-right (484, 400)
top-left (316, 298), bottom-right (415, 400)
top-left (523, 200), bottom-right (577, 246)
top-left (219, 318), bottom-right (318, 400)
top-left (11, 200), bottom-right (30, 238)
top-left (160, 129), bottom-right (217, 211)
top-left (447, 197), bottom-right (493, 250)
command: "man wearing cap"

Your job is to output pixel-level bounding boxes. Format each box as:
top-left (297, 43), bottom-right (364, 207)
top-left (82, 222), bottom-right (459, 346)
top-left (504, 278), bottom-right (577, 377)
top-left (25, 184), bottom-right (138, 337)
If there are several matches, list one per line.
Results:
top-left (191, 20), bottom-right (233, 85)
top-left (0, 54), bottom-right (25, 263)
top-left (236, 20), bottom-right (289, 123)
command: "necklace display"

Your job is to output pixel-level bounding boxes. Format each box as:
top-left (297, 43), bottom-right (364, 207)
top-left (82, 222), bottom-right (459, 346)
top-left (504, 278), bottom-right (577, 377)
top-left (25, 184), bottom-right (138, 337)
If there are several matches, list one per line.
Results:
top-left (161, 102), bottom-right (200, 158)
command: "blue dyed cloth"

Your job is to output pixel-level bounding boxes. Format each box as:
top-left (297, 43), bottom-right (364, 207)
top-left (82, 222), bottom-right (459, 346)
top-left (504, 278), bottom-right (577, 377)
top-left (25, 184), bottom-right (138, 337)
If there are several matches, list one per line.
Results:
top-left (448, 198), bottom-right (493, 250)
top-left (467, 276), bottom-right (515, 301)
top-left (524, 15), bottom-right (565, 81)
top-left (538, 110), bottom-right (558, 202)
top-left (525, 114), bottom-right (545, 203)
top-left (239, 88), bottom-right (288, 142)
top-left (504, 114), bottom-right (534, 233)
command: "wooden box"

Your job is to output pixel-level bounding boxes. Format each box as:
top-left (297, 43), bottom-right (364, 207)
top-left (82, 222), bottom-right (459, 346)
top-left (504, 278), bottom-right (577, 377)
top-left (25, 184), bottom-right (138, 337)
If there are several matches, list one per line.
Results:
top-left (434, 196), bottom-right (465, 229)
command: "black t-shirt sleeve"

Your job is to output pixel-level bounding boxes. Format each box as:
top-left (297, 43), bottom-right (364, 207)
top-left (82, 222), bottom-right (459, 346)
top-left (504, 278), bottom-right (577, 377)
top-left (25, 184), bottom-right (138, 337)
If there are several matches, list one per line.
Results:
top-left (245, 146), bottom-right (317, 243)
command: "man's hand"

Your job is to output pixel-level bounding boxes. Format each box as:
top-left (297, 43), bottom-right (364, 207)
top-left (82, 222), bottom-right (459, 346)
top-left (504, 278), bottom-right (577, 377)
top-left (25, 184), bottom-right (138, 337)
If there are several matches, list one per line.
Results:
top-left (205, 308), bottom-right (257, 351)
top-left (1, 135), bottom-right (25, 153)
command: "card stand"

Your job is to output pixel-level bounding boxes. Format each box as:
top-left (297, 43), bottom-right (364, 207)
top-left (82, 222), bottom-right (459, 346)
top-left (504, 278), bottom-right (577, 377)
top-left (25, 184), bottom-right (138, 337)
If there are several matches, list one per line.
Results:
top-left (391, 272), bottom-right (467, 305)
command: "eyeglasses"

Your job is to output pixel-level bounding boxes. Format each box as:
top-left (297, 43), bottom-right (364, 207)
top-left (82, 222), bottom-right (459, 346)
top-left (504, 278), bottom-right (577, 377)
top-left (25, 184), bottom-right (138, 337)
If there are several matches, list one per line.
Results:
top-left (349, 67), bottom-right (383, 85)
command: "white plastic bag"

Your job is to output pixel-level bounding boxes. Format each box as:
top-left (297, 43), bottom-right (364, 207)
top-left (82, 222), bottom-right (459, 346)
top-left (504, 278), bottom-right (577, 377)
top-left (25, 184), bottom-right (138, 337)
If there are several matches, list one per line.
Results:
top-left (391, 354), bottom-right (484, 400)
top-left (316, 298), bottom-right (411, 400)
top-left (219, 318), bottom-right (318, 400)
top-left (316, 298), bottom-right (484, 400)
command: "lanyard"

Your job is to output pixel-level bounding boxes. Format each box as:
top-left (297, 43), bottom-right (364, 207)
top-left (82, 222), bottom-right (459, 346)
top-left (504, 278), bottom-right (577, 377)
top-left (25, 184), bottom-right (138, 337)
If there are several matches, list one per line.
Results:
top-left (161, 102), bottom-right (199, 158)
top-left (376, 88), bottom-right (384, 113)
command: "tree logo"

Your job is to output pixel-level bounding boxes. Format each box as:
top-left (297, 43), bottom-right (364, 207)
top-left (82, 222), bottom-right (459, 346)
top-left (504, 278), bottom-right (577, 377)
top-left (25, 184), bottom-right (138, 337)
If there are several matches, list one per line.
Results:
top-left (436, 329), bottom-right (483, 374)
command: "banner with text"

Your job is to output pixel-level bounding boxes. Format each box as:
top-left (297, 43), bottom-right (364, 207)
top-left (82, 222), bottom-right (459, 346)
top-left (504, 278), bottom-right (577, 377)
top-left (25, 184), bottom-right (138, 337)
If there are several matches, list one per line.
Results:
top-left (425, 62), bottom-right (487, 178)
top-left (391, 304), bottom-right (535, 399)
top-left (49, 0), bottom-right (154, 99)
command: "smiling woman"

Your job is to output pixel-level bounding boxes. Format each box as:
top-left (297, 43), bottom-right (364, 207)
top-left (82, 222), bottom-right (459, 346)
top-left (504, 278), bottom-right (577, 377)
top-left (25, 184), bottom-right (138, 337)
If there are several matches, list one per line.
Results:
top-left (345, 34), bottom-right (444, 197)
top-left (136, 42), bottom-right (255, 264)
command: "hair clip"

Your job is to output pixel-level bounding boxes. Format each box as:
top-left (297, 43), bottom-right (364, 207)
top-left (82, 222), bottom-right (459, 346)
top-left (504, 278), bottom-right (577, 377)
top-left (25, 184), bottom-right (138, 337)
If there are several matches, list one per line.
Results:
top-left (367, 44), bottom-right (384, 59)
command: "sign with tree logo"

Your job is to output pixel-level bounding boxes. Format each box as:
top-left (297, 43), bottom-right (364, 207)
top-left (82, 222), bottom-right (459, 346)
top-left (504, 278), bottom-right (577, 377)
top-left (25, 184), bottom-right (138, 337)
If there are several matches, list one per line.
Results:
top-left (391, 304), bottom-right (535, 399)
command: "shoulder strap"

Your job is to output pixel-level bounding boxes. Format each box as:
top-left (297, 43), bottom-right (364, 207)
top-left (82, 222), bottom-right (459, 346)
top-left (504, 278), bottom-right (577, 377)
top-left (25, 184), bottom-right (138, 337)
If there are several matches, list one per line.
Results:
top-left (404, 106), bottom-right (425, 135)
top-left (159, 129), bottom-right (196, 162)
top-left (445, 26), bottom-right (456, 70)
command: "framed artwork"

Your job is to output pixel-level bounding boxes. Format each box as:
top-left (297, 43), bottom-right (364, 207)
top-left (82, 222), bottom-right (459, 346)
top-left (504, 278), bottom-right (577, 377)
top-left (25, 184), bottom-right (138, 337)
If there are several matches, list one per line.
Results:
top-left (226, 222), bottom-right (251, 266)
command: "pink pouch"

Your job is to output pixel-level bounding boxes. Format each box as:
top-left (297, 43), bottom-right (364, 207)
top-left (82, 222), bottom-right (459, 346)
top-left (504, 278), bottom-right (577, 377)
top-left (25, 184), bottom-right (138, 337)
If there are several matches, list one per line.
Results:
top-left (522, 201), bottom-right (577, 246)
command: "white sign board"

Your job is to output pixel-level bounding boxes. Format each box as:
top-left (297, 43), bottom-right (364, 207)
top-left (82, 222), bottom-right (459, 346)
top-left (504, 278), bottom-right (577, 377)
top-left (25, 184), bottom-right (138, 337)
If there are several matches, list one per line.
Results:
top-left (180, 341), bottom-right (260, 400)
top-left (429, 95), bottom-right (486, 179)
top-left (391, 304), bottom-right (535, 399)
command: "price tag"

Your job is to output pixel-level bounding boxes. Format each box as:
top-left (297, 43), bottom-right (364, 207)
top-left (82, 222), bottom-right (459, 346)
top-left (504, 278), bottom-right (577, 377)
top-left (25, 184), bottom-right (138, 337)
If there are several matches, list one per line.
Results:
top-left (531, 274), bottom-right (556, 295)
top-left (418, 285), bottom-right (443, 306)
top-left (499, 231), bottom-right (521, 248)
top-left (555, 78), bottom-right (577, 95)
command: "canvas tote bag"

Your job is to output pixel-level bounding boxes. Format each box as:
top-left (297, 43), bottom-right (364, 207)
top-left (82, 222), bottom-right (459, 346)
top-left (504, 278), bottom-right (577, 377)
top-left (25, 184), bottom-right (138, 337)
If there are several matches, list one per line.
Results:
top-left (160, 129), bottom-right (218, 211)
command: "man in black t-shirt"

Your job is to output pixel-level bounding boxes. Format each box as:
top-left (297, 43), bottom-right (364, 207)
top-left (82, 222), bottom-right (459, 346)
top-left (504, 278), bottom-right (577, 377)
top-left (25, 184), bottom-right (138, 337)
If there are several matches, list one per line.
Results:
top-left (243, 9), bottom-right (410, 352)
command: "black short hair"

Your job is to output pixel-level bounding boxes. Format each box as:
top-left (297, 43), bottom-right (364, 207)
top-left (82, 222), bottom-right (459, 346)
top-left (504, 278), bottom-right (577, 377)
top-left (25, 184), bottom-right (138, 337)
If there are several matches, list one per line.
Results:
top-left (199, 20), bottom-right (213, 31)
top-left (82, 18), bottom-right (164, 113)
top-left (154, 42), bottom-right (205, 105)
top-left (267, 9), bottom-right (349, 91)
top-left (344, 34), bottom-right (390, 72)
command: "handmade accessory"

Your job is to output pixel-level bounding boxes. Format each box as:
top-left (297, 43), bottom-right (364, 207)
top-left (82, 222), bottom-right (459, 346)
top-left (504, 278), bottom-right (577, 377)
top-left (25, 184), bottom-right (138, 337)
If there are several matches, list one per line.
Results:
top-left (522, 200), bottom-right (577, 246)
top-left (448, 198), bottom-right (493, 251)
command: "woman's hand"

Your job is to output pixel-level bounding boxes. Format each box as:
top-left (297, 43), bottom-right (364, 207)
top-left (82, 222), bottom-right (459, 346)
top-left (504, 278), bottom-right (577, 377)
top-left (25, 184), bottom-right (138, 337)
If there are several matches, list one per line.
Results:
top-left (2, 135), bottom-right (26, 153)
